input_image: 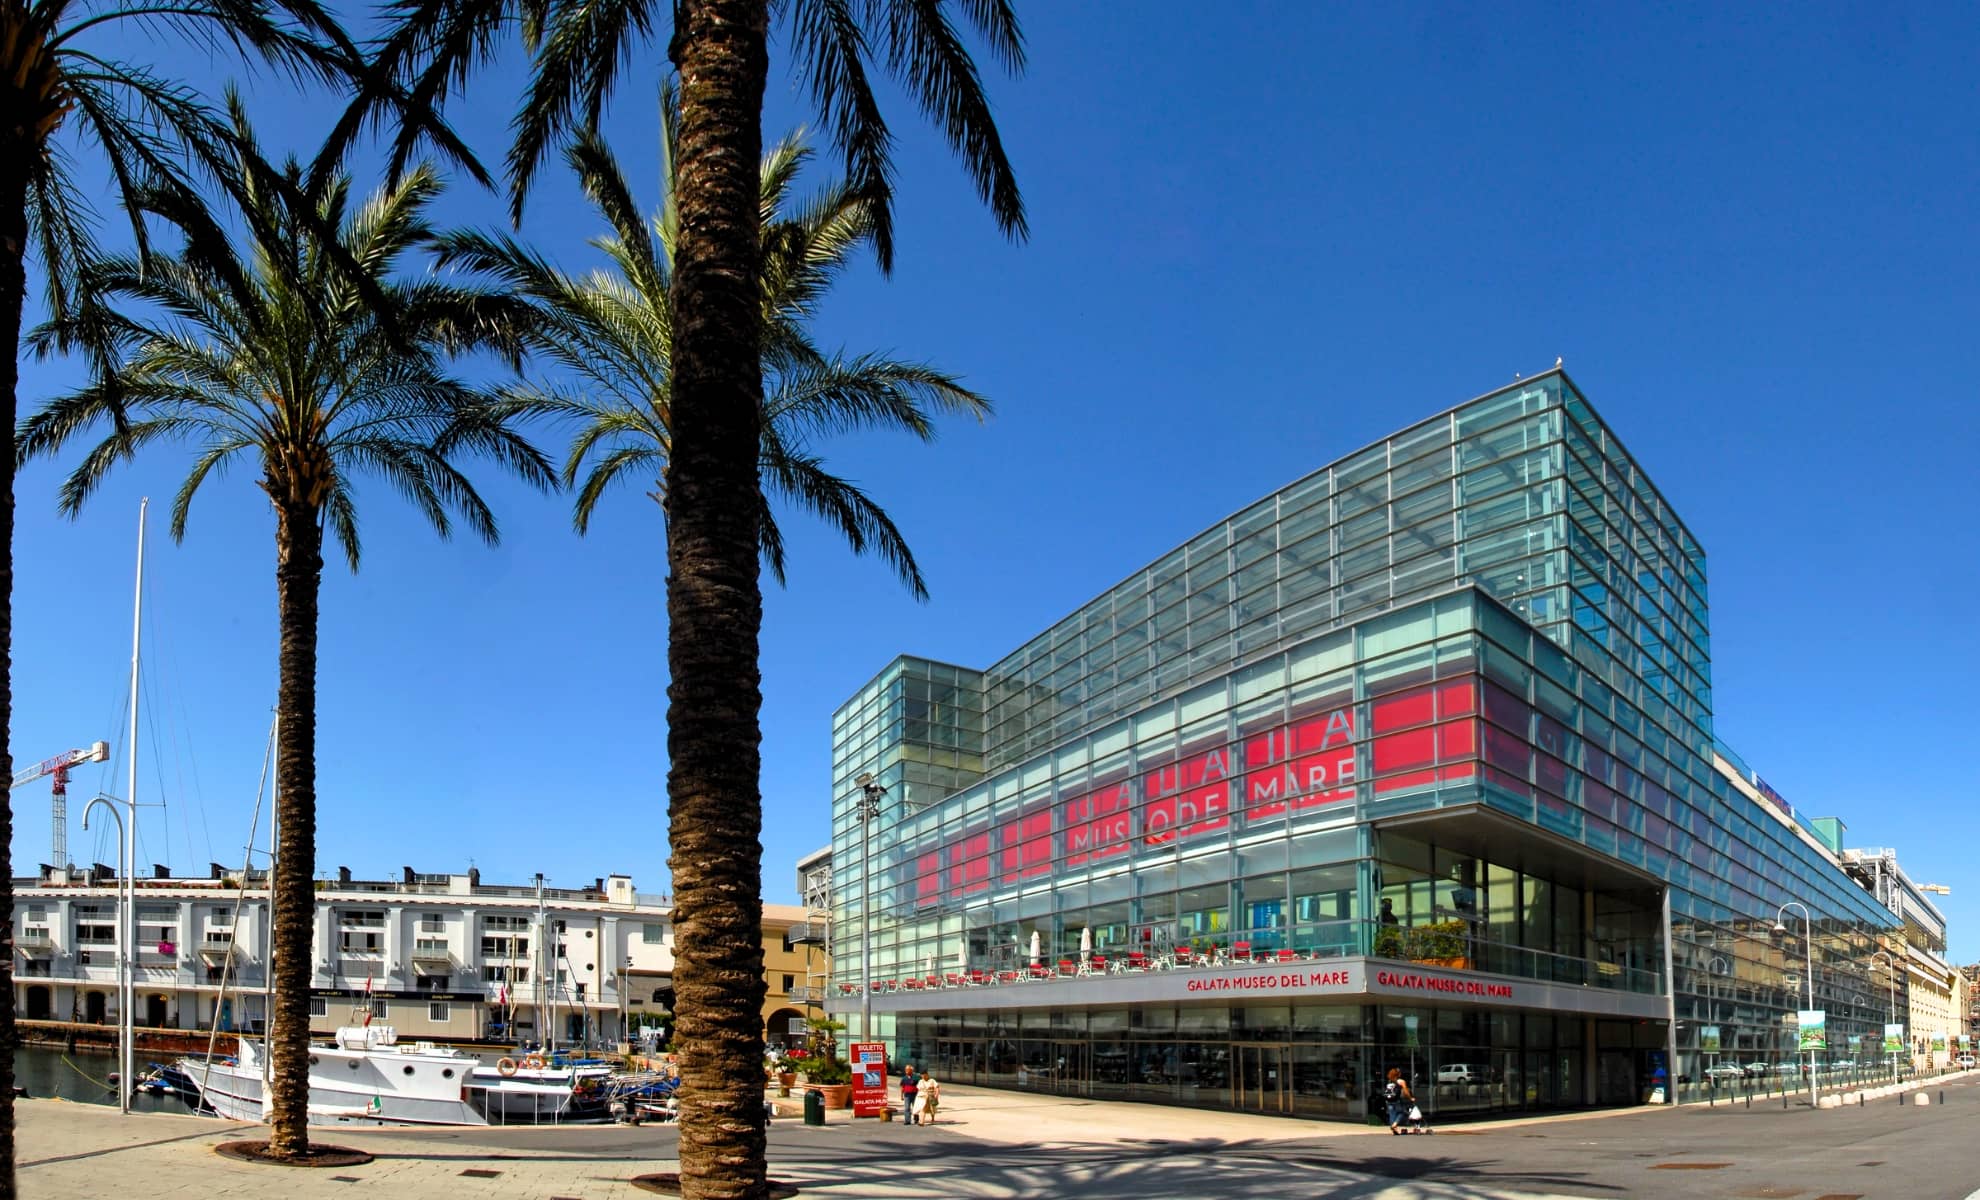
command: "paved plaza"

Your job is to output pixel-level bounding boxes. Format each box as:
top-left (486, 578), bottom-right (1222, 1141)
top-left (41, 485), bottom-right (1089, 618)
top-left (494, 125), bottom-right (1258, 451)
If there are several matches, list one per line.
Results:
top-left (17, 1072), bottom-right (1980, 1199)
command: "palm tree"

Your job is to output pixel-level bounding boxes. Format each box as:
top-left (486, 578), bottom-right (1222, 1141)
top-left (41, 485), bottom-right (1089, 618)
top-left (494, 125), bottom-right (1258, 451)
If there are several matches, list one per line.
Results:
top-left (346, 5), bottom-right (1026, 1196)
top-left (437, 107), bottom-right (989, 596)
top-left (18, 112), bottom-right (553, 1162)
top-left (0, 3), bottom-right (439, 1183)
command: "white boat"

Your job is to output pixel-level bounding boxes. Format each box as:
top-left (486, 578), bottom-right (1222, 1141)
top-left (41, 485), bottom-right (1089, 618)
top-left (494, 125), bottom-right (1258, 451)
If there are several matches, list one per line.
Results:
top-left (176, 1025), bottom-right (609, 1126)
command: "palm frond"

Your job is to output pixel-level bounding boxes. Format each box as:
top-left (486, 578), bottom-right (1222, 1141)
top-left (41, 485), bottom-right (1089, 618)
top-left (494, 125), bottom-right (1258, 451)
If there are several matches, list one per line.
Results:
top-left (759, 445), bottom-right (928, 598)
top-left (787, 0), bottom-right (897, 268)
top-left (506, 0), bottom-right (662, 222)
top-left (766, 353), bottom-right (988, 439)
top-left (167, 436), bottom-right (253, 541)
top-left (570, 442), bottom-right (665, 534)
top-left (876, 0), bottom-right (1026, 251)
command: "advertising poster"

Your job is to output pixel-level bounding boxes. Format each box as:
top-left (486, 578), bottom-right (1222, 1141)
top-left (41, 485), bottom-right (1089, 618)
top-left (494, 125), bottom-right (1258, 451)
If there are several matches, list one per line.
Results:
top-left (1699, 1025), bottom-right (1721, 1053)
top-left (851, 1042), bottom-right (888, 1118)
top-left (1931, 1034), bottom-right (1947, 1052)
top-left (1796, 1010), bottom-right (1827, 1052)
top-left (1883, 1023), bottom-right (1905, 1054)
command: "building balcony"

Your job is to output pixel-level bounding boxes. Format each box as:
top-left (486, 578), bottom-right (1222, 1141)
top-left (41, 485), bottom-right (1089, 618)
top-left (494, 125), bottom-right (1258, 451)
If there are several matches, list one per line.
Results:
top-left (16, 929), bottom-right (53, 956)
top-left (787, 920), bottom-right (829, 946)
top-left (786, 985), bottom-right (822, 1004)
top-left (199, 942), bottom-right (240, 965)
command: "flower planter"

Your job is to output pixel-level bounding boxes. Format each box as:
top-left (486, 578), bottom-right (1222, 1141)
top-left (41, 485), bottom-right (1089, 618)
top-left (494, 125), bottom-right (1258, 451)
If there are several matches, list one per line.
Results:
top-left (778, 1072), bottom-right (797, 1091)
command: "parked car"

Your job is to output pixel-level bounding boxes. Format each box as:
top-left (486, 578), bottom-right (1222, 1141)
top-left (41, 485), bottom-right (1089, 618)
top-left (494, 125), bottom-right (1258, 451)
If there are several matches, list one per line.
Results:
top-left (1740, 1061), bottom-right (1773, 1078)
top-left (1957, 1053), bottom-right (1976, 1070)
top-left (1436, 1063), bottom-right (1484, 1085)
top-left (1704, 1064), bottom-right (1746, 1083)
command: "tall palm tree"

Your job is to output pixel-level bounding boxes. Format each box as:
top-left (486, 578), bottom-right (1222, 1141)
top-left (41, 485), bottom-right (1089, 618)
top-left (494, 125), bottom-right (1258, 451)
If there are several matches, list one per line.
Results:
top-left (1, 4), bottom-right (355, 1186)
top-left (436, 107), bottom-right (990, 596)
top-left (347, 5), bottom-right (1025, 1196)
top-left (18, 112), bottom-right (553, 1162)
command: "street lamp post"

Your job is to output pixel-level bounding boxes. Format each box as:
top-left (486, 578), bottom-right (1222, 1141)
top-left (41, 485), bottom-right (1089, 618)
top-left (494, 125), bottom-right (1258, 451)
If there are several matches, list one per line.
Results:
top-left (853, 773), bottom-right (887, 1050)
top-left (1871, 950), bottom-right (1899, 1082)
top-left (1773, 902), bottom-right (1817, 1108)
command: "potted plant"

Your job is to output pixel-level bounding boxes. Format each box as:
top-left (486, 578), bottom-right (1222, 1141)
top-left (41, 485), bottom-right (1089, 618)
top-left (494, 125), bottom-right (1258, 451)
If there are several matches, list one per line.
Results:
top-left (1408, 920), bottom-right (1471, 969)
top-left (798, 1015), bottom-right (853, 1108)
top-left (773, 1049), bottom-right (803, 1094)
top-left (801, 1051), bottom-right (853, 1108)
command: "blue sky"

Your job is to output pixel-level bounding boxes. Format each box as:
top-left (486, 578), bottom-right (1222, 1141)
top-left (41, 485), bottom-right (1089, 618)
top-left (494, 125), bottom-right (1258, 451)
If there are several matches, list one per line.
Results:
top-left (10, 4), bottom-right (1978, 961)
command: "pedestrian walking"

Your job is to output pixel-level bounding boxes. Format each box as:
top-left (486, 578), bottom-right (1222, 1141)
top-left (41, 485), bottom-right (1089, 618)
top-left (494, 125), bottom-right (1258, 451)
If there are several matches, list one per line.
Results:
top-left (1384, 1067), bottom-right (1427, 1135)
top-left (900, 1063), bottom-right (920, 1125)
top-left (917, 1072), bottom-right (941, 1125)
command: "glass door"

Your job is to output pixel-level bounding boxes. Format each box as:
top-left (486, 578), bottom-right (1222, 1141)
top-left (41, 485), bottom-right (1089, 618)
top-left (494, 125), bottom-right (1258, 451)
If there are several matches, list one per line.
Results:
top-left (1046, 1041), bottom-right (1089, 1096)
top-left (1235, 1044), bottom-right (1290, 1113)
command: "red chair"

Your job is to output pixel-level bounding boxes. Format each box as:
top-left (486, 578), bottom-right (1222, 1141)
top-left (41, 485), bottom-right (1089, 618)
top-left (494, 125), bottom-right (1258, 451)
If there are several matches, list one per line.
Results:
top-left (1173, 946), bottom-right (1194, 968)
top-left (1276, 948), bottom-right (1298, 963)
top-left (1028, 963), bottom-right (1051, 980)
top-left (967, 969), bottom-right (989, 986)
top-left (1231, 942), bottom-right (1252, 962)
top-left (1087, 954), bottom-right (1109, 974)
top-left (997, 970), bottom-right (1019, 984)
top-left (1126, 952), bottom-right (1148, 971)
top-left (925, 975), bottom-right (940, 989)
top-left (943, 973), bottom-right (961, 988)
top-left (1057, 959), bottom-right (1077, 977)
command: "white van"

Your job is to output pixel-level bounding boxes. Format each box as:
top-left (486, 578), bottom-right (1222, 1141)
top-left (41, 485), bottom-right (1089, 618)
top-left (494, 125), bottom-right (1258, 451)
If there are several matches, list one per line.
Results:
top-left (1436, 1063), bottom-right (1483, 1085)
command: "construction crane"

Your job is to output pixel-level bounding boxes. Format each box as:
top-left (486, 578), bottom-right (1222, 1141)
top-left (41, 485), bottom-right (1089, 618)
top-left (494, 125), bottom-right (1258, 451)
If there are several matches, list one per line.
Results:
top-left (11, 741), bottom-right (110, 869)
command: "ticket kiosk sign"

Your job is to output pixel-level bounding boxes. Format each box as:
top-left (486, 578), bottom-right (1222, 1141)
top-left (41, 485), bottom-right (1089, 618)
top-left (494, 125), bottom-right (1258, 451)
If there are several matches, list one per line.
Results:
top-left (852, 1042), bottom-right (889, 1117)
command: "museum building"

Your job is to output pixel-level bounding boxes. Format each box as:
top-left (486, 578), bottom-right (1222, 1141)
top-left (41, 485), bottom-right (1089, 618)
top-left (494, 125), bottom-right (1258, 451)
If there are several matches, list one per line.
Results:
top-left (825, 369), bottom-right (1903, 1121)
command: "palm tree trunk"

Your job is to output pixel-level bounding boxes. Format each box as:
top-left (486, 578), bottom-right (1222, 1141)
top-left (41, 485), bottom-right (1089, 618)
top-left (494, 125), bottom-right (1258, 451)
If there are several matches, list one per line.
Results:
top-left (0, 141), bottom-right (28, 1200)
top-left (266, 501), bottom-right (323, 1159)
top-left (666, 4), bottom-right (771, 1198)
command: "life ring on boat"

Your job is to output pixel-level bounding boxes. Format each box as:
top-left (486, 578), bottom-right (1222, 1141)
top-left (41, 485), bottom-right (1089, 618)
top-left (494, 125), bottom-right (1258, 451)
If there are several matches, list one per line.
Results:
top-left (521, 1054), bottom-right (547, 1071)
top-left (496, 1057), bottom-right (520, 1077)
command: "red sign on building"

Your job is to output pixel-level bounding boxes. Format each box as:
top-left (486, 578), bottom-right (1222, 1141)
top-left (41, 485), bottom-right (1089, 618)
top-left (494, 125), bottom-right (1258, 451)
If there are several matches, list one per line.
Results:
top-left (851, 1042), bottom-right (889, 1117)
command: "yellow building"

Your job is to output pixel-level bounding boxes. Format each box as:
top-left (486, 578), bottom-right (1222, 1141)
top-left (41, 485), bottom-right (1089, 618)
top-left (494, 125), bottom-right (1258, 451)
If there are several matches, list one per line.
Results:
top-left (761, 902), bottom-right (829, 1050)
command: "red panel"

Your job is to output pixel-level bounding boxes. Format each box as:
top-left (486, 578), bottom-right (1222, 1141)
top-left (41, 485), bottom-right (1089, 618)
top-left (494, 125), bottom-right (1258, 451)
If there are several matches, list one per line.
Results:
top-left (1372, 726), bottom-right (1436, 775)
top-left (1436, 676), bottom-right (1478, 718)
top-left (1141, 783), bottom-right (1232, 845)
top-left (1438, 719), bottom-right (1478, 761)
top-left (999, 808), bottom-right (1053, 882)
top-left (947, 830), bottom-right (990, 897)
top-left (1373, 767), bottom-right (1439, 794)
top-left (914, 851), bottom-right (940, 906)
top-left (1370, 685), bottom-right (1435, 733)
top-left (1534, 753), bottom-right (1568, 799)
top-left (1063, 782), bottom-right (1132, 866)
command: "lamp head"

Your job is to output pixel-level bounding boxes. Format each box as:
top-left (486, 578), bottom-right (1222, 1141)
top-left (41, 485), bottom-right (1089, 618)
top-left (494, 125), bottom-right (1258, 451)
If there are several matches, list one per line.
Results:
top-left (855, 772), bottom-right (874, 787)
top-left (1771, 922), bottom-right (1789, 937)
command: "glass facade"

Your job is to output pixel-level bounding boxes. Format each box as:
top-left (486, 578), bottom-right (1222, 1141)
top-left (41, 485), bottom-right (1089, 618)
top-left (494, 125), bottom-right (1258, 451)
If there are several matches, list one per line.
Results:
top-left (828, 371), bottom-right (1901, 1121)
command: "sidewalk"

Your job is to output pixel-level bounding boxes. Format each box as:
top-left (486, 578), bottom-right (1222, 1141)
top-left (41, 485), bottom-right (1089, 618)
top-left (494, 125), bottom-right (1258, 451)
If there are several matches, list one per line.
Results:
top-left (10, 1088), bottom-right (1631, 1200)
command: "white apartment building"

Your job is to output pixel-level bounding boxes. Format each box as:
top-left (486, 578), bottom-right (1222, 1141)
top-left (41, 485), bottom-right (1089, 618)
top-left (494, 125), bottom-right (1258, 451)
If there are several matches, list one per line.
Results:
top-left (12, 863), bottom-right (675, 1045)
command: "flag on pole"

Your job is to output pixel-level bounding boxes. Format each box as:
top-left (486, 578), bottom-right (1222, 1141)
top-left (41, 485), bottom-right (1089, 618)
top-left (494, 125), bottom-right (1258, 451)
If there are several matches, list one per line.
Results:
top-left (362, 975), bottom-right (374, 1027)
top-left (497, 981), bottom-right (509, 1007)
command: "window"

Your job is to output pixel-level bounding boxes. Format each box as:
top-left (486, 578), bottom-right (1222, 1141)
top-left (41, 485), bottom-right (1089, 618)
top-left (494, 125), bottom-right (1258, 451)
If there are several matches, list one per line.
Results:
top-left (484, 914), bottom-right (529, 932)
top-left (641, 923), bottom-right (666, 944)
top-left (415, 938), bottom-right (449, 955)
top-left (482, 936), bottom-right (528, 958)
top-left (428, 1002), bottom-right (450, 1023)
top-left (76, 923), bottom-right (115, 944)
top-left (482, 965), bottom-right (527, 983)
top-left (339, 931), bottom-right (381, 953)
top-left (309, 998), bottom-right (328, 1017)
top-left (340, 909), bottom-right (385, 928)
top-left (208, 906), bottom-right (232, 921)
top-left (782, 974), bottom-right (795, 992)
top-left (419, 914), bottom-right (445, 933)
top-left (415, 974), bottom-right (449, 991)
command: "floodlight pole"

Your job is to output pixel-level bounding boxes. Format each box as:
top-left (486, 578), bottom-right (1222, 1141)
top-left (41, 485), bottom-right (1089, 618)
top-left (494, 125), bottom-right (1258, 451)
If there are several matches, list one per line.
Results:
top-left (854, 774), bottom-right (887, 1051)
top-left (1775, 902), bottom-right (1816, 1108)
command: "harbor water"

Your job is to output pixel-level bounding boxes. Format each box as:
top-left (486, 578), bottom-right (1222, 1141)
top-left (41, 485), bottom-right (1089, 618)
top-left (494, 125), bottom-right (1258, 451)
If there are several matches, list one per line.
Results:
top-left (12, 1045), bottom-right (199, 1113)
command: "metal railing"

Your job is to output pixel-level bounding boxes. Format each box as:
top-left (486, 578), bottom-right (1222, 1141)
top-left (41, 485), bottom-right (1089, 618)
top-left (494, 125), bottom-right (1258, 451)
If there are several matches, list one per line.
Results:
top-left (844, 919), bottom-right (1664, 997)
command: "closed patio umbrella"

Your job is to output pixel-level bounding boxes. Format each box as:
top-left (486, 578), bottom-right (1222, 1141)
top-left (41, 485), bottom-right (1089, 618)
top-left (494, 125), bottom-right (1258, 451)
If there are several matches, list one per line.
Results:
top-left (1029, 930), bottom-right (1041, 964)
top-left (1080, 926), bottom-right (1093, 962)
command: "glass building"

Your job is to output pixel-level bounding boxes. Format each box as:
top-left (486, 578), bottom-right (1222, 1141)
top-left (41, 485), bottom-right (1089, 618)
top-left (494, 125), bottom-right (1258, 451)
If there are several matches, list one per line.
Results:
top-left (826, 370), bottom-right (1901, 1121)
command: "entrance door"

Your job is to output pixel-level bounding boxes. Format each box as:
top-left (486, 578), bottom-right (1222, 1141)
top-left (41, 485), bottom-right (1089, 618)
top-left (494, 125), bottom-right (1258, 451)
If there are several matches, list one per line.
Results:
top-left (145, 994), bottom-right (169, 1028)
top-left (84, 991), bottom-right (106, 1024)
top-left (1236, 1044), bottom-right (1290, 1113)
top-left (24, 986), bottom-right (50, 1020)
top-left (1045, 1041), bottom-right (1088, 1096)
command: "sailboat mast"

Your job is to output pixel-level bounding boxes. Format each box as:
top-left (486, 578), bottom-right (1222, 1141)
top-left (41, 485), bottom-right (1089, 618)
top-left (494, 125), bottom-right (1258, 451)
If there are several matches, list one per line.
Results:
top-left (120, 499), bottom-right (145, 1113)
